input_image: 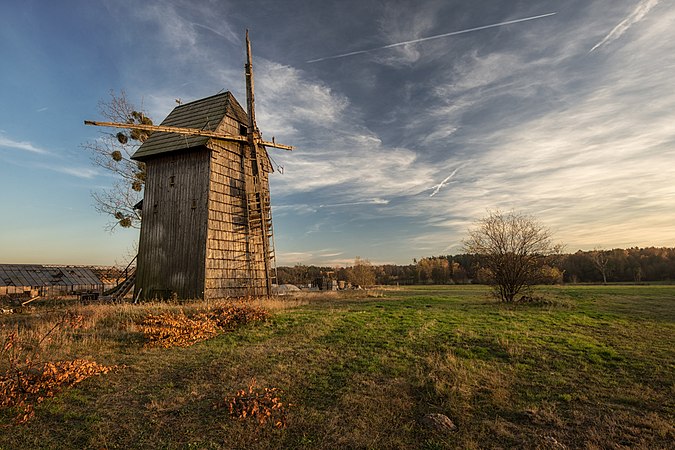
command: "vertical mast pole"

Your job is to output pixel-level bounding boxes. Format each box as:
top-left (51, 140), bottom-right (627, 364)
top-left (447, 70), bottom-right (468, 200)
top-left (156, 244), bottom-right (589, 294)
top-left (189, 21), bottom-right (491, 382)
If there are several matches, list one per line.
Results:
top-left (245, 30), bottom-right (257, 139)
top-left (244, 30), bottom-right (273, 297)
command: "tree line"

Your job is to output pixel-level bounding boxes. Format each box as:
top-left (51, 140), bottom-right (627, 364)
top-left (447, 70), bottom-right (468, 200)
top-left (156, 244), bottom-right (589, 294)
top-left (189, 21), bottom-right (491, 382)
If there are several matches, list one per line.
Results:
top-left (276, 247), bottom-right (675, 286)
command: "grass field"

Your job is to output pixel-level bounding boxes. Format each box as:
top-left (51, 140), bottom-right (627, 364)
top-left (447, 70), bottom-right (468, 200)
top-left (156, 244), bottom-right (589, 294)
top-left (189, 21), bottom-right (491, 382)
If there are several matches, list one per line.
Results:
top-left (1, 285), bottom-right (673, 449)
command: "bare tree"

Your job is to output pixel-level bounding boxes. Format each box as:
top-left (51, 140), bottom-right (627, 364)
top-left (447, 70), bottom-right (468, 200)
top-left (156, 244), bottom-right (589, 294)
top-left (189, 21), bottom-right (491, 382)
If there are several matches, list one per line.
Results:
top-left (589, 249), bottom-right (610, 284)
top-left (82, 90), bottom-right (152, 230)
top-left (463, 210), bottom-right (561, 302)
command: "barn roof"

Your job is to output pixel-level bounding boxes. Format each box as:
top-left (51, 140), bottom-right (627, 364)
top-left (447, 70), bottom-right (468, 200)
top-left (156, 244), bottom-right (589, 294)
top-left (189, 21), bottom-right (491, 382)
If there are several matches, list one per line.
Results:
top-left (132, 92), bottom-right (250, 161)
top-left (0, 265), bottom-right (102, 288)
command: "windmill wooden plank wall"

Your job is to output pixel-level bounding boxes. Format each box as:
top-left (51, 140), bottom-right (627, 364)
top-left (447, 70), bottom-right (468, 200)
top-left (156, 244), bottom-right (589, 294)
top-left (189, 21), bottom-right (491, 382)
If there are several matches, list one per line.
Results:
top-left (131, 92), bottom-right (275, 299)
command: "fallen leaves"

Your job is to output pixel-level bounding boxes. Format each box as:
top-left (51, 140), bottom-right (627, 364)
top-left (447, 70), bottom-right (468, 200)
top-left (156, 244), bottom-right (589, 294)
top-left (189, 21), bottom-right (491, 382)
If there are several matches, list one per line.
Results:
top-left (1, 331), bottom-right (115, 424)
top-left (140, 312), bottom-right (219, 348)
top-left (221, 379), bottom-right (289, 428)
top-left (140, 303), bottom-right (270, 348)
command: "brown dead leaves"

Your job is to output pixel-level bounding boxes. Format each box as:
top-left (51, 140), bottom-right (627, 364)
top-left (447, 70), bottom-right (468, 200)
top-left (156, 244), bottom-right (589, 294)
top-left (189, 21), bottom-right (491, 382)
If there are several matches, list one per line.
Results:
top-left (140, 303), bottom-right (270, 348)
top-left (222, 379), bottom-right (289, 428)
top-left (1, 329), bottom-right (115, 424)
top-left (0, 303), bottom-right (271, 425)
top-left (140, 312), bottom-right (219, 348)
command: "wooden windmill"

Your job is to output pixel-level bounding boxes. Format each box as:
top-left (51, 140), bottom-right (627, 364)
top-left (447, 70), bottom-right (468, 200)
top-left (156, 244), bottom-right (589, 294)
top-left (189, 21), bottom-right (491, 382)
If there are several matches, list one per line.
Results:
top-left (85, 31), bottom-right (292, 299)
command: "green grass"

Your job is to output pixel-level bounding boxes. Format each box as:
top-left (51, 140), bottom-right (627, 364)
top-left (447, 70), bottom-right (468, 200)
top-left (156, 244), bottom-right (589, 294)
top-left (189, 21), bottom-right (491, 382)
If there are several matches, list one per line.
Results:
top-left (1, 285), bottom-right (673, 449)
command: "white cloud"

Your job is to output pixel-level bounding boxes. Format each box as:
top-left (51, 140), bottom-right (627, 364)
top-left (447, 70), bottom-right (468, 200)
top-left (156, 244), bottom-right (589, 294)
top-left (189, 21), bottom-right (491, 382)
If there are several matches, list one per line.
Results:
top-left (275, 251), bottom-right (314, 265)
top-left (256, 60), bottom-right (349, 133)
top-left (429, 168), bottom-right (459, 197)
top-left (449, 52), bottom-right (524, 92)
top-left (136, 3), bottom-right (198, 54)
top-left (50, 166), bottom-right (99, 179)
top-left (191, 22), bottom-right (239, 45)
top-left (105, 0), bottom-right (675, 261)
top-left (319, 198), bottom-right (389, 208)
top-left (0, 134), bottom-right (49, 154)
top-left (368, 0), bottom-right (675, 251)
top-left (255, 60), bottom-right (440, 202)
top-left (0, 132), bottom-right (102, 179)
top-left (318, 251), bottom-right (344, 258)
top-left (373, 2), bottom-right (440, 66)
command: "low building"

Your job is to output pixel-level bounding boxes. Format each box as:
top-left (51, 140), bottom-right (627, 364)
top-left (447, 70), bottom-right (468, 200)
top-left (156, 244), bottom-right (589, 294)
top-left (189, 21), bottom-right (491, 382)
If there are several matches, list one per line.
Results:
top-left (0, 264), bottom-right (103, 298)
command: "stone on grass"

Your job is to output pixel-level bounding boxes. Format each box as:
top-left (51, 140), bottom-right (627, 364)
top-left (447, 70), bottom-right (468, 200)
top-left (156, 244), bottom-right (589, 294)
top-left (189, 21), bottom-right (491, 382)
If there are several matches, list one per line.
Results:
top-left (421, 413), bottom-right (457, 433)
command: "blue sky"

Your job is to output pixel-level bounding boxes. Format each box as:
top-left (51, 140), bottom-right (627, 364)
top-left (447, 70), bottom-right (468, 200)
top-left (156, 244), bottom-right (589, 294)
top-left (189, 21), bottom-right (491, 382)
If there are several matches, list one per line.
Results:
top-left (1, 0), bottom-right (673, 267)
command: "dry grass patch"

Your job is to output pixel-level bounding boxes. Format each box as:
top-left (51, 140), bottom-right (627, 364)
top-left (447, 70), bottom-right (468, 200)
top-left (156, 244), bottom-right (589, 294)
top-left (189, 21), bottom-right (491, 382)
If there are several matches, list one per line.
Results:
top-left (419, 350), bottom-right (515, 417)
top-left (324, 376), bottom-right (417, 448)
top-left (258, 296), bottom-right (310, 311)
top-left (0, 299), bottom-right (270, 425)
top-left (1, 314), bottom-right (117, 424)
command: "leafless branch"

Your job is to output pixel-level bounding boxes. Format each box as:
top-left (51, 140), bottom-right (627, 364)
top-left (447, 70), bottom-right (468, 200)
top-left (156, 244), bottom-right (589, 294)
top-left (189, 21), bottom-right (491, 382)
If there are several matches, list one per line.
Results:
top-left (82, 90), bottom-right (151, 230)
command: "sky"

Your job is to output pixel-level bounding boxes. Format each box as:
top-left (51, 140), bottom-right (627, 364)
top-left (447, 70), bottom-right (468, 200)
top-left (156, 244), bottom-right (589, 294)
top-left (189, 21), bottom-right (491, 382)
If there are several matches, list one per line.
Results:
top-left (1, 0), bottom-right (674, 267)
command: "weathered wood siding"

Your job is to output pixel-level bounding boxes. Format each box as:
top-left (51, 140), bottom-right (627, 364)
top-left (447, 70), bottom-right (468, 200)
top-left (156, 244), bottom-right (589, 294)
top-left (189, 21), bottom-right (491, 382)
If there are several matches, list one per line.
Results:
top-left (135, 149), bottom-right (211, 299)
top-left (204, 114), bottom-right (272, 298)
top-left (135, 110), bottom-right (274, 300)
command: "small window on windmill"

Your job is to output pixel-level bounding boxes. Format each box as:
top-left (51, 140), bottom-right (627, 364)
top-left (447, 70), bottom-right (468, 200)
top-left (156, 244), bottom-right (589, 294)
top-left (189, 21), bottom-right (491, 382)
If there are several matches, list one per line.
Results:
top-left (191, 198), bottom-right (197, 210)
top-left (169, 175), bottom-right (176, 187)
top-left (153, 203), bottom-right (158, 214)
top-left (239, 124), bottom-right (248, 136)
top-left (233, 215), bottom-right (247, 228)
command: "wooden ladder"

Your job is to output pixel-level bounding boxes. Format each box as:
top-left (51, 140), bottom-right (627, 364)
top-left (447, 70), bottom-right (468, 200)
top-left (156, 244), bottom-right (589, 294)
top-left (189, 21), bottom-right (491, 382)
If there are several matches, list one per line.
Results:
top-left (241, 140), bottom-right (276, 295)
top-left (111, 271), bottom-right (136, 302)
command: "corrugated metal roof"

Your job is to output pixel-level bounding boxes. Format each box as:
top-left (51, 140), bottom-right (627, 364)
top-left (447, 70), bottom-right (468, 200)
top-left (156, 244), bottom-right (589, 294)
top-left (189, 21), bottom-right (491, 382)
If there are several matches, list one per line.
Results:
top-left (132, 92), bottom-right (249, 161)
top-left (0, 265), bottom-right (102, 288)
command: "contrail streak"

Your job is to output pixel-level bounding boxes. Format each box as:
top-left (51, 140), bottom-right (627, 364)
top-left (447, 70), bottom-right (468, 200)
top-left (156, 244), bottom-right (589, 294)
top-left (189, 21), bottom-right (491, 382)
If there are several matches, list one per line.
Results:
top-left (429, 168), bottom-right (459, 197)
top-left (589, 0), bottom-right (658, 52)
top-left (307, 12), bottom-right (557, 63)
top-left (319, 198), bottom-right (389, 208)
top-left (191, 22), bottom-right (238, 43)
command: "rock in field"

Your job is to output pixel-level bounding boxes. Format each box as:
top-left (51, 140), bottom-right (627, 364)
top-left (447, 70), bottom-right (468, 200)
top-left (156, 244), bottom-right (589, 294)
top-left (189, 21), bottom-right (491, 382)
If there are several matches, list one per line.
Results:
top-left (421, 413), bottom-right (457, 433)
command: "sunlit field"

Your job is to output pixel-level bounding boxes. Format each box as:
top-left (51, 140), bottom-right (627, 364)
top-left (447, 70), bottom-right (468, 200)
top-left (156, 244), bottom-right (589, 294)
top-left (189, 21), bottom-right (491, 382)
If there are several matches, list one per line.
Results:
top-left (1, 285), bottom-right (673, 449)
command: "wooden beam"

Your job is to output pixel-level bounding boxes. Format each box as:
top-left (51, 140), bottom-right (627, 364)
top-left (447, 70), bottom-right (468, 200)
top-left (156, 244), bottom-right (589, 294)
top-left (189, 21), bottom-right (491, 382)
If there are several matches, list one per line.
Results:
top-left (245, 30), bottom-right (274, 297)
top-left (259, 139), bottom-right (293, 151)
top-left (84, 120), bottom-right (246, 142)
top-left (84, 120), bottom-right (293, 151)
top-left (245, 30), bottom-right (258, 134)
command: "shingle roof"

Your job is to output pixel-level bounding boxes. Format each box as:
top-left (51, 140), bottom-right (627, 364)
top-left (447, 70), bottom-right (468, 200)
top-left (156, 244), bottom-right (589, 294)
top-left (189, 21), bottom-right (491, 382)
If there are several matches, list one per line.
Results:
top-left (0, 265), bottom-right (102, 288)
top-left (132, 91), bottom-right (249, 161)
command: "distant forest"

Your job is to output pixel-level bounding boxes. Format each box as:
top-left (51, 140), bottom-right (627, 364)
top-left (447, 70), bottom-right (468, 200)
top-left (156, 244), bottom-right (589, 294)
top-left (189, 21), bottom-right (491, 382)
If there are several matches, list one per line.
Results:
top-left (276, 247), bottom-right (675, 286)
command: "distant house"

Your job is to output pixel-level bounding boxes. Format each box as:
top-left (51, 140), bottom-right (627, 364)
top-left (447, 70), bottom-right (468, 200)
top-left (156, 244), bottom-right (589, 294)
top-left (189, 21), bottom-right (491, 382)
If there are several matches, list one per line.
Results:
top-left (0, 264), bottom-right (103, 298)
top-left (131, 92), bottom-right (276, 300)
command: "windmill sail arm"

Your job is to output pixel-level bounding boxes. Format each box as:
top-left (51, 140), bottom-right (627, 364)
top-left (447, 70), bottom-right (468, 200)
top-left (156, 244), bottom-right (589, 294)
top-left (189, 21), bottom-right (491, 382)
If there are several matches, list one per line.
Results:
top-left (84, 120), bottom-right (246, 142)
top-left (259, 137), bottom-right (293, 151)
top-left (84, 120), bottom-right (293, 150)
